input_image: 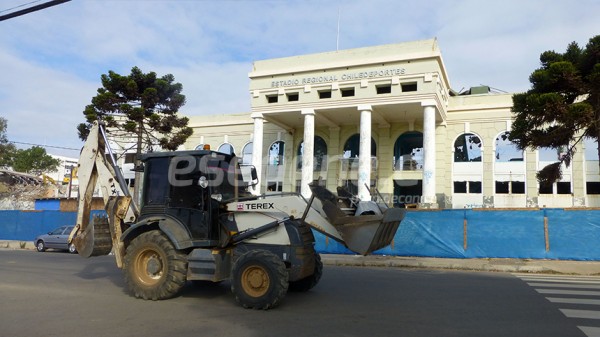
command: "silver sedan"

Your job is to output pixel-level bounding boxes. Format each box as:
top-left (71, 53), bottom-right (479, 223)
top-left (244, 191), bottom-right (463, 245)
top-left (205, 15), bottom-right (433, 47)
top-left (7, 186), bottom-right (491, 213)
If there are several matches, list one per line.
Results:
top-left (34, 225), bottom-right (77, 254)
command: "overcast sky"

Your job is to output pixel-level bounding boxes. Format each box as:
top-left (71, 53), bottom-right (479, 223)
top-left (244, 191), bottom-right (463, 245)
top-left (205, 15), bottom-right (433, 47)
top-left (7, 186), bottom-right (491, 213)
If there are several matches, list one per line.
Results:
top-left (1, 0), bottom-right (599, 157)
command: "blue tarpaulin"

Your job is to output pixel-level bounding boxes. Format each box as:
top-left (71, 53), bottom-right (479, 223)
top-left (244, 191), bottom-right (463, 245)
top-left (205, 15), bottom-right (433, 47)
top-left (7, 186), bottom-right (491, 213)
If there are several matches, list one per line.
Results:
top-left (314, 208), bottom-right (600, 261)
top-left (2, 208), bottom-right (600, 260)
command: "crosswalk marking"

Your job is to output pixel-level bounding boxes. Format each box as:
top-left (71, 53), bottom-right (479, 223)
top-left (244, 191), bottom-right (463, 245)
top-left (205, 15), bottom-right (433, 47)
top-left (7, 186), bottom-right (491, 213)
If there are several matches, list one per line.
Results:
top-left (536, 289), bottom-right (600, 296)
top-left (548, 297), bottom-right (600, 306)
top-left (561, 309), bottom-right (600, 320)
top-left (521, 277), bottom-right (600, 285)
top-left (528, 282), bottom-right (600, 289)
top-left (579, 326), bottom-right (600, 337)
top-left (515, 273), bottom-right (600, 337)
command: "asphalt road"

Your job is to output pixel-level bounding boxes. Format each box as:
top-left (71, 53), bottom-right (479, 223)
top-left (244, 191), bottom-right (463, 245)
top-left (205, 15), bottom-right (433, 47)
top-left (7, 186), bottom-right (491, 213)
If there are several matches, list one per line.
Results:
top-left (1, 249), bottom-right (598, 337)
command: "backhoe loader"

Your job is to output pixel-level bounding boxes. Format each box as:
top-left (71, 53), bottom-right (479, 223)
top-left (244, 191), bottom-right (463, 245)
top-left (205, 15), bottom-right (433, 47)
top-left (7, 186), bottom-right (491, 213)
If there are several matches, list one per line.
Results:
top-left (69, 122), bottom-right (405, 309)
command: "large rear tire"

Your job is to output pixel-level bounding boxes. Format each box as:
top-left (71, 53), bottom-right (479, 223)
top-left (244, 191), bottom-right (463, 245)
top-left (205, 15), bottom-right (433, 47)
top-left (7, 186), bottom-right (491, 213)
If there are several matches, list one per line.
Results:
top-left (231, 250), bottom-right (289, 309)
top-left (124, 230), bottom-right (188, 300)
top-left (289, 252), bottom-right (323, 292)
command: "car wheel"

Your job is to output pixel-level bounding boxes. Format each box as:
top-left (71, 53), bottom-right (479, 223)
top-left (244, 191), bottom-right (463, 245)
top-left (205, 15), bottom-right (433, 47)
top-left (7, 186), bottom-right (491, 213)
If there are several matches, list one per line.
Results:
top-left (68, 243), bottom-right (77, 254)
top-left (36, 240), bottom-right (46, 252)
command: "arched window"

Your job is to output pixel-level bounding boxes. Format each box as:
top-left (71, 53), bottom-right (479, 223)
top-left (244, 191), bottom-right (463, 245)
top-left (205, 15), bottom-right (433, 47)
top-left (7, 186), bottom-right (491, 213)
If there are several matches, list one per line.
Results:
top-left (240, 142), bottom-right (253, 165)
top-left (269, 141), bottom-right (284, 166)
top-left (195, 144), bottom-right (205, 150)
top-left (218, 143), bottom-right (234, 155)
top-left (495, 131), bottom-right (523, 162)
top-left (494, 131), bottom-right (525, 199)
top-left (584, 137), bottom-right (600, 195)
top-left (538, 146), bottom-right (571, 195)
top-left (297, 136), bottom-right (328, 171)
top-left (266, 141), bottom-right (285, 192)
top-left (342, 133), bottom-right (376, 158)
top-left (454, 133), bottom-right (482, 162)
top-left (452, 133), bottom-right (483, 208)
top-left (393, 131), bottom-right (423, 171)
top-left (342, 133), bottom-right (377, 171)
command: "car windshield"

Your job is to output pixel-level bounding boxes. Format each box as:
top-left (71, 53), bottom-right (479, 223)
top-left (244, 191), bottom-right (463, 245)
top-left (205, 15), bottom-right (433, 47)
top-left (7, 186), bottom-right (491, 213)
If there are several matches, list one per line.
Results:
top-left (50, 227), bottom-right (64, 235)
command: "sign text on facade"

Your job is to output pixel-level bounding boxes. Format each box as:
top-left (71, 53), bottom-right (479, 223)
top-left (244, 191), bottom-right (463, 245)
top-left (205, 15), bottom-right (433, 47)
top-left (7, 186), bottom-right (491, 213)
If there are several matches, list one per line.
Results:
top-left (271, 67), bottom-right (406, 88)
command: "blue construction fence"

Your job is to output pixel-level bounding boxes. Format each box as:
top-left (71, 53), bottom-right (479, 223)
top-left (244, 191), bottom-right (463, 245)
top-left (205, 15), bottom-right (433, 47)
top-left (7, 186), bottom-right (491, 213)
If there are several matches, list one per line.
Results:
top-left (0, 210), bottom-right (105, 241)
top-left (314, 208), bottom-right (600, 261)
top-left (1, 208), bottom-right (599, 260)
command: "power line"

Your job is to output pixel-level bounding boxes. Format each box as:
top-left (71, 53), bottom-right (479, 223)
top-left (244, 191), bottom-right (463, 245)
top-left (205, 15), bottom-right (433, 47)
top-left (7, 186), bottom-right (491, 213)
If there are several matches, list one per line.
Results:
top-left (0, 0), bottom-right (45, 14)
top-left (0, 0), bottom-right (71, 22)
top-left (10, 141), bottom-right (80, 151)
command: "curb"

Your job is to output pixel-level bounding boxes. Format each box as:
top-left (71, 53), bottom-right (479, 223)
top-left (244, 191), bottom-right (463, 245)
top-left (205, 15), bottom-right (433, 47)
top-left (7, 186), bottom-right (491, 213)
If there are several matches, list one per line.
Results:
top-left (320, 254), bottom-right (600, 276)
top-left (3, 240), bottom-right (600, 276)
top-left (0, 240), bottom-right (35, 250)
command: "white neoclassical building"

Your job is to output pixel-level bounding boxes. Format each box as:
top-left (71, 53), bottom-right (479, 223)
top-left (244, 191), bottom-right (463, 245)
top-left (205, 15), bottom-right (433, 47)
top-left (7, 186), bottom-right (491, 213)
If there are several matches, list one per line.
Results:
top-left (181, 38), bottom-right (600, 209)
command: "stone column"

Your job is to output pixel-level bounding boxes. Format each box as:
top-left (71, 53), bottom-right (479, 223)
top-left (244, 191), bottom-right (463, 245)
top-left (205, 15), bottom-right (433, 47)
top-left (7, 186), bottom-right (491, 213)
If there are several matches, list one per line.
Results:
top-left (251, 112), bottom-right (264, 195)
top-left (421, 100), bottom-right (437, 207)
top-left (301, 109), bottom-right (315, 198)
top-left (358, 105), bottom-right (372, 201)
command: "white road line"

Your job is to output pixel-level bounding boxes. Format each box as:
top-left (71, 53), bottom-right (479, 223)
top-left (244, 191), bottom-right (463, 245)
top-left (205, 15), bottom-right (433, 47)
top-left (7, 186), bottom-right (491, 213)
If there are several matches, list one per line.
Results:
top-left (528, 282), bottom-right (600, 289)
top-left (520, 278), bottom-right (600, 285)
top-left (561, 309), bottom-right (600, 320)
top-left (547, 297), bottom-right (600, 306)
top-left (536, 289), bottom-right (600, 296)
top-left (514, 273), bottom-right (600, 280)
top-left (515, 274), bottom-right (600, 336)
top-left (579, 326), bottom-right (600, 337)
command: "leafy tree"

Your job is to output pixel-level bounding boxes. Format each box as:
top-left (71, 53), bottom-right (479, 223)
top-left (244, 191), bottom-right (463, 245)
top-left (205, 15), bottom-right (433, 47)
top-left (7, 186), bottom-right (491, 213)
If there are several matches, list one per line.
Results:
top-left (510, 35), bottom-right (600, 184)
top-left (11, 146), bottom-right (60, 175)
top-left (0, 117), bottom-right (17, 168)
top-left (78, 66), bottom-right (193, 199)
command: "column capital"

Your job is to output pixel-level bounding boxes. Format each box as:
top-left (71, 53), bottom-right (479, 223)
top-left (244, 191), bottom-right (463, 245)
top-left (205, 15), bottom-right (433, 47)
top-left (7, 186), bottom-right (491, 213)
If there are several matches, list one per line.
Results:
top-left (301, 108), bottom-right (315, 116)
top-left (251, 112), bottom-right (263, 119)
top-left (357, 104), bottom-right (372, 112)
top-left (421, 99), bottom-right (437, 108)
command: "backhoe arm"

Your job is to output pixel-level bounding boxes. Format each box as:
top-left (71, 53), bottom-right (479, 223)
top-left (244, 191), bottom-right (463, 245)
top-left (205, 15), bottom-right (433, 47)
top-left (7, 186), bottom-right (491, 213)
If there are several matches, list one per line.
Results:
top-left (68, 122), bottom-right (138, 267)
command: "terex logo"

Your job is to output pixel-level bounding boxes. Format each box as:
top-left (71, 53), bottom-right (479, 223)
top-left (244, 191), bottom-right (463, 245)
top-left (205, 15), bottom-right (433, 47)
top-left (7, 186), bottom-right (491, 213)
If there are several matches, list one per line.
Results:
top-left (245, 203), bottom-right (275, 210)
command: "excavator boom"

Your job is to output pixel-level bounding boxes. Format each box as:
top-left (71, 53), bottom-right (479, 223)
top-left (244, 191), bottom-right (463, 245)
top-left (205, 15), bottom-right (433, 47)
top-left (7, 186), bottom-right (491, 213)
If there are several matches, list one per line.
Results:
top-left (68, 122), bottom-right (137, 267)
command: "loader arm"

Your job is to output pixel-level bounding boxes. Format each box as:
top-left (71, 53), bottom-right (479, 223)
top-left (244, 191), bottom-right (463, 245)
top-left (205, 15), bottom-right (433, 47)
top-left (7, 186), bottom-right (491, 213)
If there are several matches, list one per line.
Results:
top-left (68, 122), bottom-right (138, 267)
top-left (228, 185), bottom-right (406, 255)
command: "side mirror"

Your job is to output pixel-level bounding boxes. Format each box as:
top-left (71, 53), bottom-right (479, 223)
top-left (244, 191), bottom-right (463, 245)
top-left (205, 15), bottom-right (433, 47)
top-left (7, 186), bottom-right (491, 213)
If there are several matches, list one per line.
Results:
top-left (240, 165), bottom-right (258, 186)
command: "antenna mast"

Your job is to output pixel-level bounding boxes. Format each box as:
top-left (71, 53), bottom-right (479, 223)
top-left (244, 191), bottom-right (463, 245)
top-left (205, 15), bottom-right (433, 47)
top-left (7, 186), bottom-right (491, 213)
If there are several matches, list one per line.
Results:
top-left (336, 7), bottom-right (340, 51)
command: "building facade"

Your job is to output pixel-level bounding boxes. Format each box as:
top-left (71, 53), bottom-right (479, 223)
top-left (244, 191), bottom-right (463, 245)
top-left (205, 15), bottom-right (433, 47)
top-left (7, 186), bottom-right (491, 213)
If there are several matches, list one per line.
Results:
top-left (183, 39), bottom-right (600, 209)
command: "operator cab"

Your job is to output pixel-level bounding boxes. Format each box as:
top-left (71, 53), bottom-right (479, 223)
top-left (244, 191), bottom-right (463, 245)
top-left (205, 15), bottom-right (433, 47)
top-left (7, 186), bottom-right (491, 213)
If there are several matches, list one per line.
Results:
top-left (138, 150), bottom-right (256, 243)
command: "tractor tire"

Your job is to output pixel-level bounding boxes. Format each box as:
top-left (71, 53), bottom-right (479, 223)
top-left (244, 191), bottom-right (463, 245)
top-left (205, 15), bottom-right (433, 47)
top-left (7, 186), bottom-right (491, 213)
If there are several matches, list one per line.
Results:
top-left (231, 250), bottom-right (289, 310)
top-left (289, 252), bottom-right (323, 292)
top-left (124, 230), bottom-right (188, 301)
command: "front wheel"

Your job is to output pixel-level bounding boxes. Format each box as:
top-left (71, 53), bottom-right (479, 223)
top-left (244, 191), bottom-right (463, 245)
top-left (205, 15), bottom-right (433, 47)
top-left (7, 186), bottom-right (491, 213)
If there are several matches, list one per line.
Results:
top-left (124, 230), bottom-right (188, 300)
top-left (289, 252), bottom-right (323, 292)
top-left (36, 241), bottom-right (46, 252)
top-left (231, 250), bottom-right (289, 309)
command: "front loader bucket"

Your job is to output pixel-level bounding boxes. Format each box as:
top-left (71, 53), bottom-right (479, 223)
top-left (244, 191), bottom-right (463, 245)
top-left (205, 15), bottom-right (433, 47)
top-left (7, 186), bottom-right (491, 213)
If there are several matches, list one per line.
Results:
top-left (310, 184), bottom-right (406, 255)
top-left (73, 214), bottom-right (113, 257)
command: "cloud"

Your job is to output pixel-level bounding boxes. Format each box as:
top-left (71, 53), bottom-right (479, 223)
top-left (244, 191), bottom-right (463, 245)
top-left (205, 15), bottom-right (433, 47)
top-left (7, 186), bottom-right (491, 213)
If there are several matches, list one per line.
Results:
top-left (0, 0), bottom-right (599, 157)
top-left (0, 49), bottom-right (97, 155)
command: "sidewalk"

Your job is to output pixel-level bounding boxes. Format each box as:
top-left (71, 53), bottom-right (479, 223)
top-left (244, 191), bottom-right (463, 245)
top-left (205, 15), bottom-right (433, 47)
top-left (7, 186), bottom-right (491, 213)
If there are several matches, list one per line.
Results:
top-left (321, 254), bottom-right (600, 276)
top-left (4, 240), bottom-right (600, 276)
